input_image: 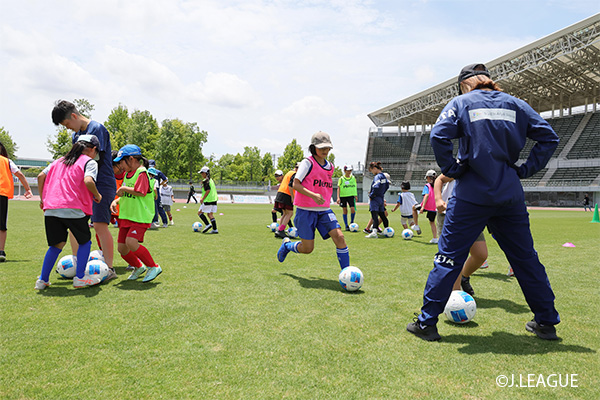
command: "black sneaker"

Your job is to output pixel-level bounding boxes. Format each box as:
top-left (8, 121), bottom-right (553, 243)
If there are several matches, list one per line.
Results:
top-left (461, 276), bottom-right (475, 296)
top-left (0, 250), bottom-right (5, 262)
top-left (362, 228), bottom-right (371, 234)
top-left (202, 224), bottom-right (212, 233)
top-left (525, 320), bottom-right (559, 340)
top-left (406, 314), bottom-right (441, 341)
top-left (274, 230), bottom-right (287, 239)
top-left (345, 226), bottom-right (350, 231)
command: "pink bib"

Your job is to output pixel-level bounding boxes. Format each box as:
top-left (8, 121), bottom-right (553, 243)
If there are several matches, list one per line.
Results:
top-left (294, 156), bottom-right (334, 208)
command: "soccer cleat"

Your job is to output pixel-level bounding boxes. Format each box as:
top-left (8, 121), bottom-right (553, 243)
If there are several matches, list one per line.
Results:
top-left (170, 220), bottom-right (174, 225)
top-left (277, 238), bottom-right (291, 263)
top-left (507, 267), bottom-right (514, 277)
top-left (202, 224), bottom-right (212, 233)
top-left (413, 225), bottom-right (422, 235)
top-left (365, 231), bottom-right (379, 238)
top-left (429, 238), bottom-right (439, 244)
top-left (525, 320), bottom-right (559, 340)
top-left (128, 265), bottom-right (147, 280)
top-left (73, 275), bottom-right (101, 288)
top-left (149, 223), bottom-right (159, 230)
top-left (406, 314), bottom-right (441, 341)
top-left (209, 230), bottom-right (219, 234)
top-left (274, 230), bottom-right (287, 239)
top-left (362, 228), bottom-right (371, 234)
top-left (345, 226), bottom-right (350, 231)
top-left (142, 265), bottom-right (162, 282)
top-left (34, 279), bottom-right (50, 290)
top-left (105, 268), bottom-right (118, 281)
top-left (0, 250), bottom-right (6, 262)
top-left (461, 276), bottom-right (475, 296)
top-left (480, 260), bottom-right (489, 269)
top-left (162, 223), bottom-right (168, 228)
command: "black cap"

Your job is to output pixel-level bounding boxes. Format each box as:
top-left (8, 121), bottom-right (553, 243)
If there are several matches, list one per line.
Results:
top-left (458, 63), bottom-right (490, 94)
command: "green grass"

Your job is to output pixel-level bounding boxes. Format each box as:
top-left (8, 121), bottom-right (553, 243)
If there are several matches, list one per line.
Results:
top-left (1, 201), bottom-right (598, 399)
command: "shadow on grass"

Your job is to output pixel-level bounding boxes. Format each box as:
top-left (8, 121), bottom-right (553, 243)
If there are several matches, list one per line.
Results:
top-left (281, 273), bottom-right (363, 294)
top-left (36, 282), bottom-right (103, 298)
top-left (113, 280), bottom-right (162, 291)
top-left (442, 331), bottom-right (596, 355)
top-left (474, 271), bottom-right (514, 282)
top-left (474, 297), bottom-right (530, 314)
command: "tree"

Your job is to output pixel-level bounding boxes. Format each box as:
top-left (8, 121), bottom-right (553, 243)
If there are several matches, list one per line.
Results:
top-left (0, 127), bottom-right (18, 159)
top-left (46, 98), bottom-right (95, 159)
top-left (125, 110), bottom-right (159, 158)
top-left (179, 123), bottom-right (208, 180)
top-left (243, 146), bottom-right (262, 182)
top-left (155, 119), bottom-right (186, 178)
top-left (104, 104), bottom-right (130, 151)
top-left (328, 152), bottom-right (342, 178)
top-left (261, 152), bottom-right (274, 181)
top-left (277, 139), bottom-right (304, 172)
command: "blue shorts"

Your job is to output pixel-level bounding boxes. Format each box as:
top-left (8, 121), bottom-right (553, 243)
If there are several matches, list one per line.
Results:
top-left (92, 185), bottom-right (117, 224)
top-left (294, 208), bottom-right (341, 240)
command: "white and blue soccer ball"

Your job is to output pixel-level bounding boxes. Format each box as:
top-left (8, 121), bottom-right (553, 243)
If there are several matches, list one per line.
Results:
top-left (339, 266), bottom-right (364, 292)
top-left (269, 222), bottom-right (279, 232)
top-left (287, 227), bottom-right (298, 238)
top-left (88, 249), bottom-right (104, 262)
top-left (192, 221), bottom-right (202, 232)
top-left (383, 227), bottom-right (395, 238)
top-left (85, 259), bottom-right (110, 282)
top-left (56, 255), bottom-right (77, 278)
top-left (444, 290), bottom-right (477, 324)
top-left (349, 222), bottom-right (359, 232)
top-left (401, 228), bottom-right (414, 240)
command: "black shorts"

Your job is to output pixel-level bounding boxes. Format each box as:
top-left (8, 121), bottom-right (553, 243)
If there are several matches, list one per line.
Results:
top-left (425, 210), bottom-right (437, 222)
top-left (274, 192), bottom-right (293, 207)
top-left (0, 195), bottom-right (8, 231)
top-left (44, 215), bottom-right (91, 247)
top-left (339, 196), bottom-right (356, 208)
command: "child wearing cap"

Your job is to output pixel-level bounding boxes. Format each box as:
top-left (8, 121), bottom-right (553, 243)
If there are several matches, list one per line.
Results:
top-left (272, 165), bottom-right (297, 239)
top-left (35, 136), bottom-right (103, 289)
top-left (197, 166), bottom-right (219, 234)
top-left (0, 141), bottom-right (33, 262)
top-left (52, 100), bottom-right (117, 279)
top-left (336, 165), bottom-right (358, 231)
top-left (110, 145), bottom-right (162, 282)
top-left (277, 132), bottom-right (350, 272)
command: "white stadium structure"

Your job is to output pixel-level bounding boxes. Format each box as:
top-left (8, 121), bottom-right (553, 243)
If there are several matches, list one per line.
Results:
top-left (366, 13), bottom-right (600, 207)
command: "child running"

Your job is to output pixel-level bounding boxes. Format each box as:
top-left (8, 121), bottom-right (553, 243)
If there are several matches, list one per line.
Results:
top-left (196, 166), bottom-right (219, 234)
top-left (0, 141), bottom-right (33, 261)
top-left (277, 132), bottom-right (349, 271)
top-left (111, 145), bottom-right (162, 282)
top-left (35, 135), bottom-right (103, 289)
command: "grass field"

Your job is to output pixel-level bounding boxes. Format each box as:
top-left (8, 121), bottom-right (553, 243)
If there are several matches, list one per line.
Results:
top-left (1, 200), bottom-right (598, 399)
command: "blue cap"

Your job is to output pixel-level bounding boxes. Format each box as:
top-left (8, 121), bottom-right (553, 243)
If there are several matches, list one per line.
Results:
top-left (113, 144), bottom-right (142, 162)
top-left (147, 167), bottom-right (158, 176)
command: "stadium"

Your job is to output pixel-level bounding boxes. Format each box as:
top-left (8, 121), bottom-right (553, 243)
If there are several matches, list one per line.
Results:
top-left (365, 14), bottom-right (600, 208)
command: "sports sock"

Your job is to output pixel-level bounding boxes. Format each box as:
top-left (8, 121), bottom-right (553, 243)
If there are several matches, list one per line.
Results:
top-left (342, 214), bottom-right (348, 227)
top-left (287, 220), bottom-right (293, 228)
top-left (286, 241), bottom-right (300, 253)
top-left (40, 246), bottom-right (62, 282)
top-left (380, 213), bottom-right (389, 228)
top-left (76, 241), bottom-right (91, 279)
top-left (199, 214), bottom-right (210, 225)
top-left (272, 212), bottom-right (277, 223)
top-left (133, 245), bottom-right (157, 268)
top-left (336, 247), bottom-right (350, 270)
top-left (278, 224), bottom-right (286, 232)
top-left (210, 218), bottom-right (217, 230)
top-left (351, 212), bottom-right (355, 223)
top-left (121, 250), bottom-right (143, 268)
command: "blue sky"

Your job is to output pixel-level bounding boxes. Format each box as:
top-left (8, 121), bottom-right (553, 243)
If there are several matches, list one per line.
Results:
top-left (1, 1), bottom-right (598, 168)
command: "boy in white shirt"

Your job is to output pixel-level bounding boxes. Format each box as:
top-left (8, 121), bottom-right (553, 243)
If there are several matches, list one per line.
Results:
top-left (160, 182), bottom-right (175, 225)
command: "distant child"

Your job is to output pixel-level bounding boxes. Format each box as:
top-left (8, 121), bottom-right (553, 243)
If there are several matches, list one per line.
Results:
top-left (0, 141), bottom-right (33, 262)
top-left (111, 145), bottom-right (162, 282)
top-left (273, 165), bottom-right (297, 239)
top-left (365, 162), bottom-right (390, 238)
top-left (160, 182), bottom-right (175, 225)
top-left (197, 166), bottom-right (219, 234)
top-left (336, 165), bottom-right (358, 231)
top-left (416, 170), bottom-right (438, 243)
top-left (35, 135), bottom-right (103, 289)
top-left (277, 131), bottom-right (350, 271)
top-left (391, 181), bottom-right (419, 231)
top-left (187, 182), bottom-right (197, 204)
top-left (269, 170), bottom-right (290, 230)
top-left (52, 100), bottom-right (117, 279)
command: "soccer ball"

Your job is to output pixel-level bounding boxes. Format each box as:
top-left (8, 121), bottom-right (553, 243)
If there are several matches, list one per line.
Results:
top-left (444, 290), bottom-right (477, 324)
top-left (85, 259), bottom-right (110, 282)
top-left (287, 227), bottom-right (298, 238)
top-left (401, 228), bottom-right (414, 240)
top-left (269, 222), bottom-right (279, 232)
top-left (88, 249), bottom-right (104, 262)
top-left (56, 255), bottom-right (77, 278)
top-left (383, 227), bottom-right (395, 238)
top-left (339, 266), bottom-right (364, 292)
top-left (192, 222), bottom-right (202, 232)
top-left (349, 223), bottom-right (359, 232)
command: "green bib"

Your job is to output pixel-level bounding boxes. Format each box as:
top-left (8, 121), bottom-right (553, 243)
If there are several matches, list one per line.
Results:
top-left (119, 166), bottom-right (155, 224)
top-left (338, 175), bottom-right (357, 197)
top-left (203, 178), bottom-right (218, 203)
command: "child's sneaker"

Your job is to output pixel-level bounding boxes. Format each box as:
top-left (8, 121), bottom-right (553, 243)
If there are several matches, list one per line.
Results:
top-left (128, 265), bottom-right (147, 280)
top-left (429, 238), bottom-right (439, 244)
top-left (480, 260), bottom-right (489, 269)
top-left (277, 238), bottom-right (291, 262)
top-left (0, 250), bottom-right (6, 262)
top-left (507, 267), bottom-right (514, 277)
top-left (162, 223), bottom-right (168, 228)
top-left (406, 314), bottom-right (441, 341)
top-left (365, 231), bottom-right (378, 238)
top-left (142, 265), bottom-right (162, 282)
top-left (202, 224), bottom-right (212, 233)
top-left (125, 265), bottom-right (135, 271)
top-left (105, 268), bottom-right (118, 281)
top-left (73, 275), bottom-right (101, 288)
top-left (362, 228), bottom-right (371, 234)
top-left (170, 220), bottom-right (174, 225)
top-left (413, 225), bottom-right (421, 235)
top-left (209, 229), bottom-right (219, 234)
top-left (34, 279), bottom-right (50, 290)
top-left (274, 230), bottom-right (287, 239)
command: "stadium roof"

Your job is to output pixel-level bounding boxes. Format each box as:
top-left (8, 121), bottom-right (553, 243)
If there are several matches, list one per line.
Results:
top-left (368, 13), bottom-right (600, 128)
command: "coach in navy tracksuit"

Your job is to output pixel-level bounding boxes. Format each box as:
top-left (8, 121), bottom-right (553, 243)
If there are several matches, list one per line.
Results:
top-left (407, 63), bottom-right (561, 341)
